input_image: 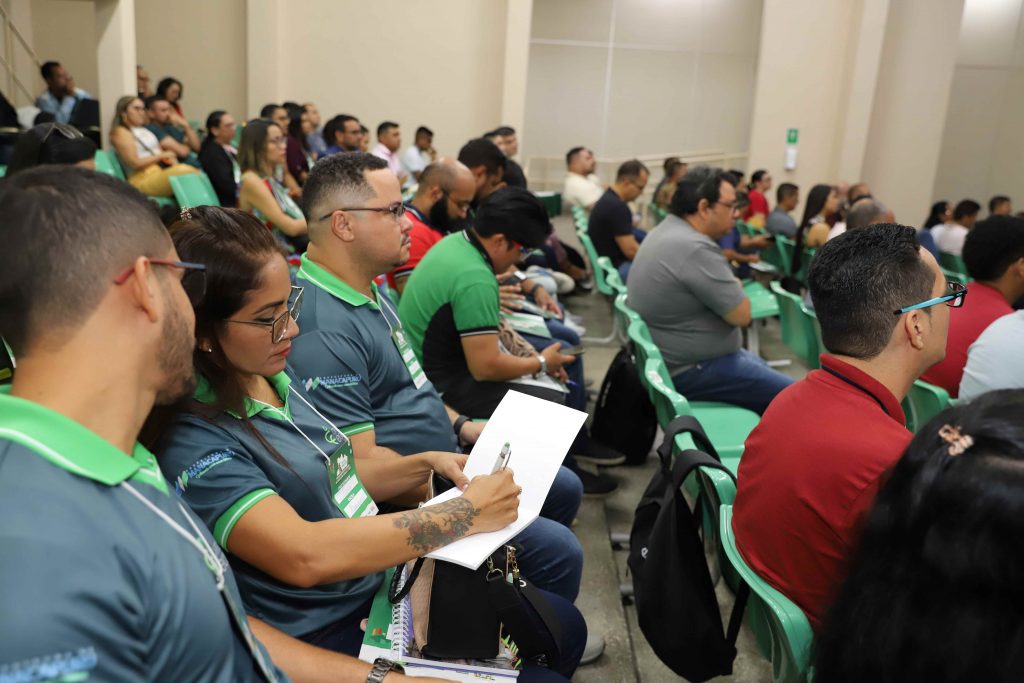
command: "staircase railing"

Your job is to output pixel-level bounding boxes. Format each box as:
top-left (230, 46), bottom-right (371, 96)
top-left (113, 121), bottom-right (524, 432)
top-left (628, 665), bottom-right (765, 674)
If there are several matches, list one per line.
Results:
top-left (0, 2), bottom-right (40, 108)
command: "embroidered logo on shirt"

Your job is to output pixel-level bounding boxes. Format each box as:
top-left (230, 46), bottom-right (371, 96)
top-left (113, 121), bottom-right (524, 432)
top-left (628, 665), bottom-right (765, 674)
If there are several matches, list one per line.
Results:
top-left (304, 374), bottom-right (361, 391)
top-left (0, 647), bottom-right (98, 682)
top-left (175, 450), bottom-right (235, 495)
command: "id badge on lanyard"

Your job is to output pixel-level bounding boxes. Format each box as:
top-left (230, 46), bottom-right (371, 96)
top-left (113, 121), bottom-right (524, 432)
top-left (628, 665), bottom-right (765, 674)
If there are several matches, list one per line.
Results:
top-left (326, 440), bottom-right (378, 518)
top-left (391, 326), bottom-right (427, 389)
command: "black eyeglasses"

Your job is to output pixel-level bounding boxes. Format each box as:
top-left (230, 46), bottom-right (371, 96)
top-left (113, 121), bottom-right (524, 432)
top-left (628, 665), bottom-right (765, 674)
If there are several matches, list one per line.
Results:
top-left (40, 123), bottom-right (84, 144)
top-left (114, 258), bottom-right (207, 307)
top-left (225, 286), bottom-right (304, 343)
top-left (318, 202), bottom-right (406, 223)
top-left (894, 281), bottom-right (968, 315)
top-left (442, 191), bottom-right (472, 213)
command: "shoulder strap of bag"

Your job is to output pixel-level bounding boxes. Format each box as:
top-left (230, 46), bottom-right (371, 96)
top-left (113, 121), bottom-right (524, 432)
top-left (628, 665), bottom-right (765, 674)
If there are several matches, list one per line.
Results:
top-left (657, 414), bottom-right (720, 466)
top-left (669, 448), bottom-right (734, 491)
top-left (486, 574), bottom-right (562, 669)
top-left (388, 557), bottom-right (424, 604)
top-left (725, 582), bottom-right (750, 647)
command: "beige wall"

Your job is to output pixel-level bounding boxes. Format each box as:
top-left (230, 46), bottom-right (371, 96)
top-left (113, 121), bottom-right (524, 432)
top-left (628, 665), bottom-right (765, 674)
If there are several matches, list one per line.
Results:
top-left (523, 0), bottom-right (762, 166)
top-left (135, 0), bottom-right (247, 126)
top-left (934, 0), bottom-right (1024, 213)
top-left (29, 0), bottom-right (100, 99)
top-left (248, 0), bottom-right (508, 159)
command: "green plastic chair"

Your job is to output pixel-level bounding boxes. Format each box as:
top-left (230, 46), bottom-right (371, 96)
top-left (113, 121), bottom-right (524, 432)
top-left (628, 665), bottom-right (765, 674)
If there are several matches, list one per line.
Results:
top-left (771, 281), bottom-right (822, 369)
top-left (766, 235), bottom-right (794, 274)
top-left (697, 464), bottom-right (740, 590)
top-left (795, 247), bottom-right (817, 284)
top-left (597, 256), bottom-right (626, 296)
top-left (648, 202), bottom-right (668, 225)
top-left (94, 150), bottom-right (126, 181)
top-left (578, 232), bottom-right (614, 297)
top-left (901, 379), bottom-right (951, 432)
top-left (939, 252), bottom-right (968, 280)
top-left (170, 172), bottom-right (220, 208)
top-left (0, 165), bottom-right (6, 178)
top-left (612, 293), bottom-right (641, 334)
top-left (720, 506), bottom-right (813, 683)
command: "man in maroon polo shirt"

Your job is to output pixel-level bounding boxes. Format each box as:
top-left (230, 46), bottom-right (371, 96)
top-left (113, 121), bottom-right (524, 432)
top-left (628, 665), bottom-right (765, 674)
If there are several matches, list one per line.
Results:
top-left (733, 224), bottom-right (957, 629)
top-left (921, 215), bottom-right (1024, 397)
top-left (387, 158), bottom-right (475, 294)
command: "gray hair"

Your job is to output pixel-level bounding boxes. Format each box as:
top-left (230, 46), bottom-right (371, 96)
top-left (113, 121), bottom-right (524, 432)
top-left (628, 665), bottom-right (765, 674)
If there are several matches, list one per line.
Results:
top-left (847, 198), bottom-right (889, 233)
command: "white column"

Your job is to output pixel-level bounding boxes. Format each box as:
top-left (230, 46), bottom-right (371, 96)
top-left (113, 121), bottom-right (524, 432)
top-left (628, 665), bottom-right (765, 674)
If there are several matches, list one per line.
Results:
top-left (500, 0), bottom-right (533, 143)
top-left (95, 0), bottom-right (136, 142)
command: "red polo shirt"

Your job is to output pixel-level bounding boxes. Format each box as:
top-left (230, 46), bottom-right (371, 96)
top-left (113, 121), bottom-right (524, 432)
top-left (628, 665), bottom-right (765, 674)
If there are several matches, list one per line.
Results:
top-left (920, 282), bottom-right (1012, 397)
top-left (387, 205), bottom-right (445, 289)
top-left (732, 355), bottom-right (912, 630)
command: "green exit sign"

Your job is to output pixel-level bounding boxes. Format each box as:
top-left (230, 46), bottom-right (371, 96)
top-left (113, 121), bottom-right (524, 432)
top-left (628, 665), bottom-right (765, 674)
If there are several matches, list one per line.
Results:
top-left (786, 128), bottom-right (799, 144)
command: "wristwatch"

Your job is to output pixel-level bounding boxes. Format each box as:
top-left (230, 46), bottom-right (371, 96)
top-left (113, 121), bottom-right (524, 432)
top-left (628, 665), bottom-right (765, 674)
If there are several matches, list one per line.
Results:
top-left (452, 414), bottom-right (471, 440)
top-left (366, 657), bottom-right (404, 682)
top-left (536, 354), bottom-right (548, 377)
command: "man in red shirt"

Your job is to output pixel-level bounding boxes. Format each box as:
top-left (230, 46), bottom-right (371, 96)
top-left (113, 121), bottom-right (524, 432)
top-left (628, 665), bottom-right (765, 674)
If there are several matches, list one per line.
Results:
top-left (387, 158), bottom-right (475, 293)
top-left (921, 215), bottom-right (1024, 397)
top-left (734, 224), bottom-right (956, 629)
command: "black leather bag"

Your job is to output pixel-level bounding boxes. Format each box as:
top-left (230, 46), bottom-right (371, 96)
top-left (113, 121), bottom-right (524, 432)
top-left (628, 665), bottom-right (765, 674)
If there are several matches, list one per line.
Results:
top-left (388, 544), bottom-right (563, 668)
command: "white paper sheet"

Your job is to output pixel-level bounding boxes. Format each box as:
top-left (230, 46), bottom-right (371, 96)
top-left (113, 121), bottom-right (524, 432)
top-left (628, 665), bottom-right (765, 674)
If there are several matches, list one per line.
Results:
top-left (423, 391), bottom-right (587, 569)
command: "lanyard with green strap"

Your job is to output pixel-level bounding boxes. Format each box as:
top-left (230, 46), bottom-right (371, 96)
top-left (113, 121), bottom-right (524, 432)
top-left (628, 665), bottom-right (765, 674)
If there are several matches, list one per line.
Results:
top-left (376, 293), bottom-right (428, 390)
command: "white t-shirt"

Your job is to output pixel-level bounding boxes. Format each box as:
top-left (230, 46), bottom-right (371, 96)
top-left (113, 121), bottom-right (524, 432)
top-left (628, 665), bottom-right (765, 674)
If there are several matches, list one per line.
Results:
top-left (933, 222), bottom-right (968, 255)
top-left (563, 172), bottom-right (604, 212)
top-left (131, 126), bottom-right (162, 160)
top-left (959, 311), bottom-right (1024, 400)
top-left (401, 145), bottom-right (430, 178)
top-left (826, 222), bottom-right (847, 241)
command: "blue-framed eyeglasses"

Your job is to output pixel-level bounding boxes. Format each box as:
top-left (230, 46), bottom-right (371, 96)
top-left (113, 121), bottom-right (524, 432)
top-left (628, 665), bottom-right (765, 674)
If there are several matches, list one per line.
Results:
top-left (894, 281), bottom-right (967, 315)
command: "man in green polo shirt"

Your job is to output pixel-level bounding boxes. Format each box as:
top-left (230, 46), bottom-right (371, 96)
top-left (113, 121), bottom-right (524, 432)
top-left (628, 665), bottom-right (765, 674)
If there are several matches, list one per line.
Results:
top-left (0, 168), bottom-right (429, 683)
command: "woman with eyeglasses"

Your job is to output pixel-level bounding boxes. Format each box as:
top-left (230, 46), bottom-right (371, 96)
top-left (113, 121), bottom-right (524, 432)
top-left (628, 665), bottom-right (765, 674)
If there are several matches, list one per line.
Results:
top-left (238, 118), bottom-right (308, 251)
top-left (109, 95), bottom-right (198, 197)
top-left (5, 122), bottom-right (97, 175)
top-left (814, 390), bottom-right (1024, 683)
top-left (148, 206), bottom-right (585, 682)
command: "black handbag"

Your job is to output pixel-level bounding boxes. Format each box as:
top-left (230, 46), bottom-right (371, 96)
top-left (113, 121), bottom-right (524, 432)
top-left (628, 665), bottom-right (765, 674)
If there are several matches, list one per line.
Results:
top-left (388, 544), bottom-right (563, 668)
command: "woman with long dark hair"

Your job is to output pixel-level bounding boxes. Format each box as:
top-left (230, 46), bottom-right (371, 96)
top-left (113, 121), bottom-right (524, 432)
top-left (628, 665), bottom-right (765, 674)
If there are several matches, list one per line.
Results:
top-left (198, 110), bottom-right (240, 206)
top-left (237, 118), bottom-right (307, 246)
top-left (156, 76), bottom-right (185, 117)
top-left (815, 390), bottom-right (1024, 682)
top-left (285, 109), bottom-right (316, 185)
top-left (924, 200), bottom-right (952, 229)
top-left (788, 183), bottom-right (838, 277)
top-left (151, 206), bottom-right (585, 681)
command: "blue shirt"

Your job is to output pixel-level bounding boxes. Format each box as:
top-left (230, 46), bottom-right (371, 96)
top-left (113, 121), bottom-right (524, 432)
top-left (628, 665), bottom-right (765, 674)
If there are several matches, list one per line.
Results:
top-left (35, 88), bottom-right (91, 125)
top-left (290, 255), bottom-right (459, 455)
top-left (0, 390), bottom-right (285, 682)
top-left (157, 369), bottom-right (382, 637)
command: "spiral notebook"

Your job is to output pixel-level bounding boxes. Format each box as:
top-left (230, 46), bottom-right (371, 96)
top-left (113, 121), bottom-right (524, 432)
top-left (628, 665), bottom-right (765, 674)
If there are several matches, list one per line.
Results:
top-left (358, 568), bottom-right (520, 681)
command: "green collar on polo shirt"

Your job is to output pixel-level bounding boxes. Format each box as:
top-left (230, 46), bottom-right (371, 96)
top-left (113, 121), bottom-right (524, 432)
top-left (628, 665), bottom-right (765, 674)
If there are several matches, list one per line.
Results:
top-left (0, 387), bottom-right (167, 493)
top-left (193, 371), bottom-right (294, 422)
top-left (297, 254), bottom-right (381, 309)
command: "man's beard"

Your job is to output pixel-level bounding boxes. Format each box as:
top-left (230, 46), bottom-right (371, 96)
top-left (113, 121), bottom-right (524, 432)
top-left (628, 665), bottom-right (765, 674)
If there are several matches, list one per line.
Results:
top-left (428, 197), bottom-right (471, 235)
top-left (154, 295), bottom-right (197, 406)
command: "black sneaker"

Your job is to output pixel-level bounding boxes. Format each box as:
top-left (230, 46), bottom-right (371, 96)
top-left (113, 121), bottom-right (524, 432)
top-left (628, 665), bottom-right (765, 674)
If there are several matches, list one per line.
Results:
top-left (576, 468), bottom-right (618, 496)
top-left (574, 441), bottom-right (626, 467)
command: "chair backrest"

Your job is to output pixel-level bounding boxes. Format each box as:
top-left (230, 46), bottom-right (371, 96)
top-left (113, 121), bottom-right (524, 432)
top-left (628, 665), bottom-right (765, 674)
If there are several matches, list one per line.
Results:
top-left (648, 202), bottom-right (668, 225)
top-left (0, 165), bottom-right (6, 178)
top-left (643, 357), bottom-right (692, 429)
top-left (719, 506), bottom-right (813, 683)
top-left (772, 235), bottom-right (795, 274)
top-left (770, 281), bottom-right (821, 369)
top-left (697, 465), bottom-right (739, 590)
top-left (901, 379), bottom-right (951, 432)
top-left (93, 149), bottom-right (126, 181)
top-left (613, 293), bottom-right (641, 335)
top-left (170, 172), bottom-right (220, 208)
top-left (626, 317), bottom-right (661, 370)
top-left (795, 247), bottom-right (817, 284)
top-left (598, 256), bottom-right (626, 295)
top-left (939, 251), bottom-right (968, 280)
top-left (578, 231), bottom-right (614, 296)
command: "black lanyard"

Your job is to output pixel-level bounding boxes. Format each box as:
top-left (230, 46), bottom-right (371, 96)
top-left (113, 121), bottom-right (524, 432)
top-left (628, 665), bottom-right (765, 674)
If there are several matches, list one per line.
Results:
top-left (821, 365), bottom-right (892, 417)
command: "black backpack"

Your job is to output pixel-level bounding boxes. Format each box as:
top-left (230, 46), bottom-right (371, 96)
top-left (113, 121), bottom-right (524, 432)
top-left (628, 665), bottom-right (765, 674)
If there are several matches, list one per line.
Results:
top-left (628, 415), bottom-right (749, 681)
top-left (590, 344), bottom-right (657, 465)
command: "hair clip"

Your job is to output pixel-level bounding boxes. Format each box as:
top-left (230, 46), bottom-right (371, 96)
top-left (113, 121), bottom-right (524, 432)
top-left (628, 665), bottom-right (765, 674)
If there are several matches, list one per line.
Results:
top-left (180, 207), bottom-right (194, 221)
top-left (938, 424), bottom-right (974, 457)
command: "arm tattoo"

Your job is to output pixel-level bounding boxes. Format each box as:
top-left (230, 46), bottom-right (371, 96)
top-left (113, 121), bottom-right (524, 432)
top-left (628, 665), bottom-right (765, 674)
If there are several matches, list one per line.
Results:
top-left (392, 497), bottom-right (481, 553)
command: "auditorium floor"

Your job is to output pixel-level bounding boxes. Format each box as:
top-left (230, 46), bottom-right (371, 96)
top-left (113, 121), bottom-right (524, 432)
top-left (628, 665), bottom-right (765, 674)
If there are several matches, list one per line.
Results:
top-left (552, 215), bottom-right (810, 683)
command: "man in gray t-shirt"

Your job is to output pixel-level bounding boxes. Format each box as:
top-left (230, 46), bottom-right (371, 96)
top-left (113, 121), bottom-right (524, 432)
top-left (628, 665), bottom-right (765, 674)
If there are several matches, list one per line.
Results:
top-left (629, 167), bottom-right (793, 414)
top-left (765, 182), bottom-right (799, 237)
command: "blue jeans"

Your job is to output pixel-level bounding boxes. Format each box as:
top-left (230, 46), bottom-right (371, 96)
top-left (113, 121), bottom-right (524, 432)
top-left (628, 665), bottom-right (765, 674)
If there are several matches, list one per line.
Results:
top-left (617, 259), bottom-right (632, 284)
top-left (512, 466), bottom-right (583, 602)
top-left (301, 587), bottom-right (585, 682)
top-left (671, 349), bottom-right (793, 415)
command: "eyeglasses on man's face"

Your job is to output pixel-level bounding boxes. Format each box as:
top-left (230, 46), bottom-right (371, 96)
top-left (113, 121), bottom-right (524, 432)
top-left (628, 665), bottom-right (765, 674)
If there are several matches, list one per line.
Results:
top-left (113, 258), bottom-right (207, 307)
top-left (894, 280), bottom-right (967, 315)
top-left (225, 286), bottom-right (304, 344)
top-left (317, 202), bottom-right (406, 224)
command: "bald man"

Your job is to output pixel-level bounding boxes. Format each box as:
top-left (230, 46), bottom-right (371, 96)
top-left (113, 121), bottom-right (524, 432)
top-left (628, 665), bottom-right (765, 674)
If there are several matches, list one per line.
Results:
top-left (388, 158), bottom-right (476, 293)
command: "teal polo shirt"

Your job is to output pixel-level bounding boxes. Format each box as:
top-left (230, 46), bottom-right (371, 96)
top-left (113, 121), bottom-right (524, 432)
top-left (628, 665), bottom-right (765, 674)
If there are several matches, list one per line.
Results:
top-left (0, 390), bottom-right (285, 682)
top-left (157, 368), bottom-right (382, 638)
top-left (290, 254), bottom-right (458, 455)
